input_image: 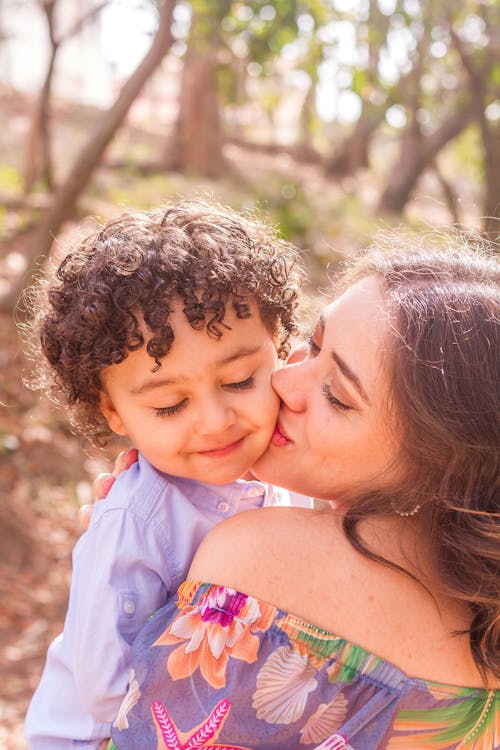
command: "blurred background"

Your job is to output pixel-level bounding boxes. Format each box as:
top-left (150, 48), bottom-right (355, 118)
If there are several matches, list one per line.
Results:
top-left (0, 0), bottom-right (498, 746)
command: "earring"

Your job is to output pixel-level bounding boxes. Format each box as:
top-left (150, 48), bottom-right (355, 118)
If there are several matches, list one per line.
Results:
top-left (393, 502), bottom-right (422, 517)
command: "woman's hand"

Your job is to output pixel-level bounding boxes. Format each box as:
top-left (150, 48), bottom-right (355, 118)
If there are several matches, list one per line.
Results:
top-left (79, 449), bottom-right (139, 530)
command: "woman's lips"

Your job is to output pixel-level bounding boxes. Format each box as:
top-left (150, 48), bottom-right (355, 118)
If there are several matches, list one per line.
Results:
top-left (270, 423), bottom-right (291, 447)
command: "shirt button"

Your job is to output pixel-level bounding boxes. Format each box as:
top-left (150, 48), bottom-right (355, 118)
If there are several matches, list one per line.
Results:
top-left (244, 485), bottom-right (263, 498)
top-left (217, 500), bottom-right (231, 513)
top-left (123, 599), bottom-right (136, 615)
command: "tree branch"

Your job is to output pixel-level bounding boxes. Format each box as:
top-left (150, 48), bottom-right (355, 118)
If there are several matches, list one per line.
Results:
top-left (57, 1), bottom-right (108, 45)
top-left (1, 0), bottom-right (177, 316)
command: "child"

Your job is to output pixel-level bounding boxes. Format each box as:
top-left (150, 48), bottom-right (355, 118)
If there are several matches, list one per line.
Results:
top-left (24, 200), bottom-right (309, 750)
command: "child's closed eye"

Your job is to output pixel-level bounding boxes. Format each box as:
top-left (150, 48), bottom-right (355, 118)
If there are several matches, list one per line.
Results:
top-left (222, 374), bottom-right (255, 390)
top-left (154, 399), bottom-right (188, 417)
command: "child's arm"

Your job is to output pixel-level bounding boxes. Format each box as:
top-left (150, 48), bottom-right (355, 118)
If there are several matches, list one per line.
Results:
top-left (70, 502), bottom-right (172, 721)
top-left (26, 472), bottom-right (174, 748)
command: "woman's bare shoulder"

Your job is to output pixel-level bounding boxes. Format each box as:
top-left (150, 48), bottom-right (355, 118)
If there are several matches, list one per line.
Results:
top-left (188, 506), bottom-right (342, 597)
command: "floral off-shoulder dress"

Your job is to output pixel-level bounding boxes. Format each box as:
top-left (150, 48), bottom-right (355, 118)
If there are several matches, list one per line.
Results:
top-left (109, 581), bottom-right (499, 750)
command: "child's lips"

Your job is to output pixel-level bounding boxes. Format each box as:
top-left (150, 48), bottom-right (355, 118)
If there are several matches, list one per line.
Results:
top-left (270, 422), bottom-right (291, 447)
top-left (198, 437), bottom-right (245, 457)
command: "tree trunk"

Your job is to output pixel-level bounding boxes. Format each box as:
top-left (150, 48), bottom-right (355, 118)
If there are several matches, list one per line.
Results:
top-left (327, 103), bottom-right (384, 177)
top-left (474, 91), bottom-right (500, 240)
top-left (449, 24), bottom-right (499, 239)
top-left (483, 121), bottom-right (500, 240)
top-left (328, 0), bottom-right (390, 178)
top-left (379, 110), bottom-right (471, 214)
top-left (23, 0), bottom-right (58, 194)
top-left (432, 163), bottom-right (461, 225)
top-left (170, 51), bottom-right (225, 177)
top-left (299, 83), bottom-right (315, 152)
top-left (23, 1), bottom-right (109, 195)
top-left (1, 0), bottom-right (176, 315)
top-left (24, 44), bottom-right (58, 194)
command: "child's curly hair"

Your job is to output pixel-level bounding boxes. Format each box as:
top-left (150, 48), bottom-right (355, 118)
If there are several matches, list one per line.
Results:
top-left (28, 200), bottom-right (305, 445)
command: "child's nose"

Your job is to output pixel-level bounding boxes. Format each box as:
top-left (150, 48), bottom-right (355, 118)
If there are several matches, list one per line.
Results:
top-left (196, 397), bottom-right (236, 435)
top-left (271, 362), bottom-right (307, 412)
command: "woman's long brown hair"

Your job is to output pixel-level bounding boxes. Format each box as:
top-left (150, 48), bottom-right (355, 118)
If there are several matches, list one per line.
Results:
top-left (338, 234), bottom-right (499, 681)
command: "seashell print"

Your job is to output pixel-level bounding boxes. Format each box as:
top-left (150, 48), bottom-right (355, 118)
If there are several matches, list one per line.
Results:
top-left (113, 669), bottom-right (141, 731)
top-left (299, 693), bottom-right (348, 744)
top-left (311, 733), bottom-right (353, 750)
top-left (252, 645), bottom-right (317, 724)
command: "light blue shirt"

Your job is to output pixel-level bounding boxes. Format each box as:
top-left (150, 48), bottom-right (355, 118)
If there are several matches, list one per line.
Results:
top-left (25, 453), bottom-right (311, 750)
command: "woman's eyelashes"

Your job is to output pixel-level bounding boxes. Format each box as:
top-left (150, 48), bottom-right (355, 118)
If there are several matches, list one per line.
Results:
top-left (305, 332), bottom-right (320, 355)
top-left (154, 375), bottom-right (256, 418)
top-left (306, 331), bottom-right (352, 412)
top-left (321, 383), bottom-right (351, 412)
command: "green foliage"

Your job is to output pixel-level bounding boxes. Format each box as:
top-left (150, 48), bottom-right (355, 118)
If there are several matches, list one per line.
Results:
top-left (489, 62), bottom-right (500, 89)
top-left (450, 124), bottom-right (484, 181)
top-left (351, 69), bottom-right (367, 98)
top-left (0, 164), bottom-right (21, 192)
top-left (0, 206), bottom-right (6, 238)
top-left (98, 172), bottom-right (178, 210)
top-left (263, 183), bottom-right (315, 243)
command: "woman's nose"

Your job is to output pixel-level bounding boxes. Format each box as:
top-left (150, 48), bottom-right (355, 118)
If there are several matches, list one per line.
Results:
top-left (287, 342), bottom-right (308, 365)
top-left (271, 362), bottom-right (307, 412)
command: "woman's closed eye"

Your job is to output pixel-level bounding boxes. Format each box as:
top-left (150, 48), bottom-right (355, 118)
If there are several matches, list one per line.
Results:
top-left (306, 331), bottom-right (352, 411)
top-left (305, 332), bottom-right (320, 356)
top-left (321, 383), bottom-right (351, 411)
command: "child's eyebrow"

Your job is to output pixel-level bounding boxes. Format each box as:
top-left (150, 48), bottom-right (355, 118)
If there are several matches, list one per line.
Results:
top-left (219, 345), bottom-right (262, 365)
top-left (130, 346), bottom-right (263, 395)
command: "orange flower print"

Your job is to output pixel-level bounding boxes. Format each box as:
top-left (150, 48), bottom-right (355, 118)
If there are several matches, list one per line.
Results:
top-left (154, 585), bottom-right (275, 689)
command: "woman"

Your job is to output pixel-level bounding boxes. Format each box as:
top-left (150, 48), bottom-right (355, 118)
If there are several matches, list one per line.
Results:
top-left (108, 236), bottom-right (499, 749)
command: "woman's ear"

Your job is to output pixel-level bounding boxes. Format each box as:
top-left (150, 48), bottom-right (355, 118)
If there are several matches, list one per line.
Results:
top-left (99, 392), bottom-right (127, 436)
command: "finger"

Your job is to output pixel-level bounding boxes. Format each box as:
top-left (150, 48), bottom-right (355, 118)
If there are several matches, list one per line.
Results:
top-left (123, 448), bottom-right (139, 470)
top-left (112, 448), bottom-right (138, 477)
top-left (94, 473), bottom-right (116, 500)
top-left (112, 450), bottom-right (128, 477)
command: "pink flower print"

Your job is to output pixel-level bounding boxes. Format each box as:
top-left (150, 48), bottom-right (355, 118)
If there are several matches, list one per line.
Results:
top-left (198, 588), bottom-right (248, 627)
top-left (154, 585), bottom-right (275, 689)
top-left (151, 698), bottom-right (251, 750)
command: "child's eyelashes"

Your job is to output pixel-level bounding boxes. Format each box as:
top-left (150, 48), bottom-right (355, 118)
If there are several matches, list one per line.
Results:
top-left (155, 399), bottom-right (188, 418)
top-left (321, 383), bottom-right (351, 412)
top-left (223, 374), bottom-right (255, 390)
top-left (154, 375), bottom-right (256, 417)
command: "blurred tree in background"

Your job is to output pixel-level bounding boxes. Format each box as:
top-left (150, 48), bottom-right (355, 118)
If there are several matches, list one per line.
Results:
top-left (0, 0), bottom-right (497, 316)
top-left (0, 2), bottom-right (498, 744)
top-left (22, 0), bottom-right (109, 195)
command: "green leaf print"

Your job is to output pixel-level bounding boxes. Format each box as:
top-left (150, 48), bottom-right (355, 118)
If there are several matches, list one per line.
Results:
top-left (388, 689), bottom-right (499, 749)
